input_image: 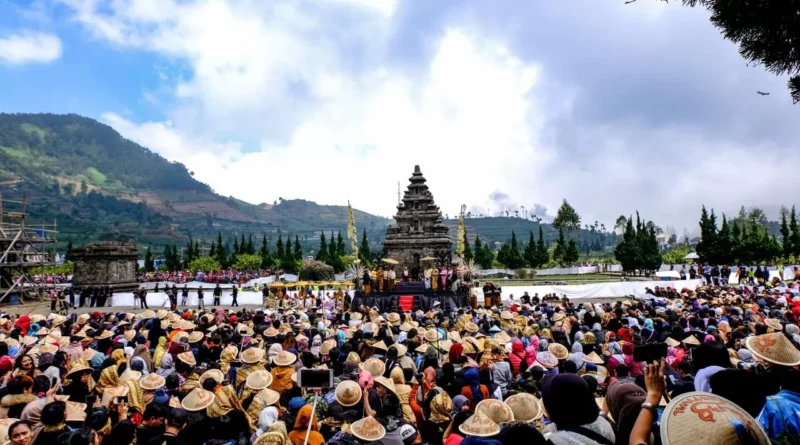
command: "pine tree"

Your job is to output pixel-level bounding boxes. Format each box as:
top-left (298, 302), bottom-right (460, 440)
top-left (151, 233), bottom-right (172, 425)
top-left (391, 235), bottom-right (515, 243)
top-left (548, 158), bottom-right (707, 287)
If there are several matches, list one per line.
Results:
top-left (336, 232), bottom-right (346, 257)
top-left (233, 238), bottom-right (240, 256)
top-left (318, 233), bottom-right (328, 263)
top-left (260, 235), bottom-right (271, 269)
top-left (294, 235), bottom-right (302, 261)
top-left (215, 232), bottom-right (225, 266)
top-left (163, 245), bottom-right (171, 270)
top-left (209, 241), bottom-right (216, 258)
top-left (565, 239), bottom-right (580, 265)
top-left (717, 215), bottom-right (732, 264)
top-left (696, 206), bottom-right (718, 263)
top-left (194, 241), bottom-right (199, 260)
top-left (328, 231), bottom-right (338, 261)
top-left (359, 229), bottom-right (372, 264)
top-left (535, 227), bottom-right (549, 267)
top-left (731, 222), bottom-right (742, 263)
top-left (172, 243), bottom-right (179, 271)
top-left (463, 230), bottom-right (473, 262)
top-left (507, 231), bottom-right (524, 269)
top-left (246, 235), bottom-right (254, 255)
top-left (276, 235), bottom-right (285, 261)
top-left (185, 236), bottom-right (194, 267)
top-left (144, 247), bottom-right (154, 272)
top-left (524, 231), bottom-right (536, 268)
top-left (482, 245), bottom-right (495, 269)
top-left (65, 239), bottom-right (73, 262)
top-left (614, 217), bottom-right (639, 274)
top-left (791, 206), bottom-right (800, 259)
top-left (553, 229), bottom-right (567, 264)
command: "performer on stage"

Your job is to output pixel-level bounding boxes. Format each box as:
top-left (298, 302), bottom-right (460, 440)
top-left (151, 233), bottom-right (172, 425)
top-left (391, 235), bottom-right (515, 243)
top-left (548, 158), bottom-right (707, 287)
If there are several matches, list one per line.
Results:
top-left (431, 265), bottom-right (439, 292)
top-left (424, 266), bottom-right (432, 289)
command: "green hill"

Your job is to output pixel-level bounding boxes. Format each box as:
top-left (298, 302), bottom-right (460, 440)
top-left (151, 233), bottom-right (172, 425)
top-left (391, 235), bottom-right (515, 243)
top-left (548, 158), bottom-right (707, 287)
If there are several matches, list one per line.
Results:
top-left (0, 113), bottom-right (390, 252)
top-left (0, 113), bottom-right (618, 257)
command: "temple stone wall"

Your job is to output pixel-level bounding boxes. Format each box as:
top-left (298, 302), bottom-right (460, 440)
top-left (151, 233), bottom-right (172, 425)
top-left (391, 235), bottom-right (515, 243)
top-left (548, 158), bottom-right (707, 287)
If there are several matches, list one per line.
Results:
top-left (384, 166), bottom-right (452, 274)
top-left (72, 242), bottom-right (139, 291)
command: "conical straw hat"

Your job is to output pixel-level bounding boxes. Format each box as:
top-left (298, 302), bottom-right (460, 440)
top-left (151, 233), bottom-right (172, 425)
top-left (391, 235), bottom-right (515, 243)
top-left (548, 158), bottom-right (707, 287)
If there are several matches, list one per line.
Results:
top-left (350, 416), bottom-right (386, 442)
top-left (504, 393), bottom-right (543, 421)
top-left (200, 369), bottom-right (225, 385)
top-left (241, 347), bottom-right (265, 364)
top-left (140, 373), bottom-right (166, 391)
top-left (745, 332), bottom-right (800, 367)
top-left (660, 392), bottom-right (769, 445)
top-left (361, 358), bottom-right (385, 377)
top-left (475, 399), bottom-right (514, 425)
top-left (181, 388), bottom-right (216, 412)
top-left (273, 350), bottom-right (296, 367)
top-left (548, 343), bottom-right (569, 360)
top-left (459, 411), bottom-right (500, 437)
top-left (335, 380), bottom-right (362, 407)
top-left (256, 388), bottom-right (280, 407)
top-left (178, 351), bottom-right (197, 367)
top-left (246, 370), bottom-right (274, 390)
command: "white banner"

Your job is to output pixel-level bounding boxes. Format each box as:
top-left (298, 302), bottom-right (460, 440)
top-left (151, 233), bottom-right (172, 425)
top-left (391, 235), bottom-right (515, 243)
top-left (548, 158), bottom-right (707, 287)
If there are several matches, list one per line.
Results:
top-left (482, 279), bottom-right (704, 301)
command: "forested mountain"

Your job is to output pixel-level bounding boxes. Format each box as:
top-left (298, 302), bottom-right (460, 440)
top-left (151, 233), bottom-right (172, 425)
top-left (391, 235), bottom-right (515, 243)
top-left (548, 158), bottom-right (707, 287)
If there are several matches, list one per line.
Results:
top-left (0, 113), bottom-right (618, 256)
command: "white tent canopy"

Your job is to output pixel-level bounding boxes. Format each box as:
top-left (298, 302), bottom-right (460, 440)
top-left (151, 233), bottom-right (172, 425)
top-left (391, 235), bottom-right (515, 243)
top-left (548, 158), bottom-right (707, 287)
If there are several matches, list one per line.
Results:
top-left (684, 252), bottom-right (699, 259)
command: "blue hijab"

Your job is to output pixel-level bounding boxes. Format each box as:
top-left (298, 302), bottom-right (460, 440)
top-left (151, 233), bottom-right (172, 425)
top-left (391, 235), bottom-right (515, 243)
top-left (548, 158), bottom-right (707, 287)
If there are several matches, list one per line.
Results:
top-left (463, 367), bottom-right (483, 404)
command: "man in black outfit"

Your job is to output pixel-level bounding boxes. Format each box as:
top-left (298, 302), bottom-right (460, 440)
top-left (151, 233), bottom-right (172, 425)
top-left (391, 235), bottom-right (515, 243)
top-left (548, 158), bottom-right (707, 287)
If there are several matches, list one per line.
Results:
top-left (148, 408), bottom-right (188, 445)
top-left (137, 404), bottom-right (167, 445)
top-left (139, 287), bottom-right (149, 309)
top-left (213, 284), bottom-right (222, 306)
top-left (197, 286), bottom-right (204, 310)
top-left (68, 287), bottom-right (75, 309)
top-left (231, 285), bottom-right (239, 307)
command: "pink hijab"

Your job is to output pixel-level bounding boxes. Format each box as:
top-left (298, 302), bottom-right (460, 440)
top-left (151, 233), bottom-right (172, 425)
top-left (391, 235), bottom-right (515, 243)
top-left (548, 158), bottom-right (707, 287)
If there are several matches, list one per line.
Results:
top-left (358, 371), bottom-right (374, 390)
top-left (524, 344), bottom-right (538, 366)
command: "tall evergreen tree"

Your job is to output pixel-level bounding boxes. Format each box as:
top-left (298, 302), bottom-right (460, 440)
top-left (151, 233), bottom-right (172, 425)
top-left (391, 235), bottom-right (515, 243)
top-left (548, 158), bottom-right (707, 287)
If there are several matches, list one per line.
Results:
top-left (194, 240), bottom-right (199, 260)
top-left (565, 239), bottom-right (580, 265)
top-left (553, 229), bottom-right (567, 264)
top-left (233, 238), bottom-right (240, 256)
top-left (65, 239), bottom-right (73, 262)
top-left (216, 232), bottom-right (225, 265)
top-left (791, 206), bottom-right (800, 259)
top-left (336, 232), bottom-right (346, 257)
top-left (172, 243), bottom-right (179, 271)
top-left (144, 247), bottom-right (154, 272)
top-left (696, 206), bottom-right (717, 263)
top-left (185, 236), bottom-right (194, 267)
top-left (614, 217), bottom-right (639, 274)
top-left (507, 231), bottom-right (524, 269)
top-left (482, 245), bottom-right (494, 268)
top-left (717, 215), bottom-right (732, 264)
top-left (276, 235), bottom-right (285, 261)
top-left (318, 233), bottom-right (328, 263)
top-left (328, 231), bottom-right (338, 261)
top-left (731, 222), bottom-right (742, 263)
top-left (163, 244), bottom-right (172, 270)
top-left (359, 229), bottom-right (372, 264)
top-left (535, 227), bottom-right (549, 267)
top-left (463, 230), bottom-right (473, 262)
top-left (246, 235), bottom-right (254, 255)
top-left (524, 231), bottom-right (536, 268)
top-left (294, 235), bottom-right (302, 261)
top-left (260, 235), bottom-right (271, 269)
top-left (209, 241), bottom-right (216, 258)
top-left (781, 209), bottom-right (792, 259)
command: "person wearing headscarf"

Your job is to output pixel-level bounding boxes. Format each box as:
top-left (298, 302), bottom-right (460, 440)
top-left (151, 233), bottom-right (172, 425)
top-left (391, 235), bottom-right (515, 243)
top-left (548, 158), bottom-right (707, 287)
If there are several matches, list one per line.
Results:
top-left (207, 384), bottom-right (253, 434)
top-left (219, 344), bottom-right (238, 375)
top-left (268, 420), bottom-right (291, 445)
top-left (459, 368), bottom-right (487, 408)
top-left (604, 380), bottom-right (646, 445)
top-left (310, 335), bottom-right (322, 358)
top-left (95, 360), bottom-right (121, 395)
top-left (390, 367), bottom-right (415, 424)
top-left (543, 374), bottom-right (615, 445)
top-left (152, 337), bottom-right (169, 369)
top-left (421, 392), bottom-right (453, 445)
top-left (288, 405), bottom-right (324, 445)
top-left (251, 406), bottom-right (280, 443)
top-left (568, 342), bottom-right (586, 371)
top-left (156, 354), bottom-right (175, 378)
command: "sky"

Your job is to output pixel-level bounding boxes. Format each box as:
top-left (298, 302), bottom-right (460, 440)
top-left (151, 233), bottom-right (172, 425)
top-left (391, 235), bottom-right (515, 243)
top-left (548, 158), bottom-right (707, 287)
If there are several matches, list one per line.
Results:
top-left (1, 0), bottom-right (798, 233)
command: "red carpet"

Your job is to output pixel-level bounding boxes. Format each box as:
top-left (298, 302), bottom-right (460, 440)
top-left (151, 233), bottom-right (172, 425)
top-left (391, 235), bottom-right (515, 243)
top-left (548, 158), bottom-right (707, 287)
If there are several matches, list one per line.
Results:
top-left (399, 295), bottom-right (414, 312)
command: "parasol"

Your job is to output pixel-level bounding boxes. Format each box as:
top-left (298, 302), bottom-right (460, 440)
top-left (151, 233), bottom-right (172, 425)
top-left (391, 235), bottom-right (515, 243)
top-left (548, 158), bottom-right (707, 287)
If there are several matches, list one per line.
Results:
top-left (382, 258), bottom-right (399, 265)
top-left (270, 282), bottom-right (285, 288)
top-left (294, 281), bottom-right (309, 287)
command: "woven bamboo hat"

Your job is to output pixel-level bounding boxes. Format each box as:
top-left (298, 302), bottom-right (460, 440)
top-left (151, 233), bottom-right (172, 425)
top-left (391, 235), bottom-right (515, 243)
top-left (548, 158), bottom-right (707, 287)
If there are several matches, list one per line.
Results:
top-left (350, 416), bottom-right (386, 442)
top-left (335, 380), bottom-right (362, 407)
top-left (449, 331), bottom-right (462, 342)
top-left (241, 347), bottom-right (266, 364)
top-left (764, 318), bottom-right (783, 331)
top-left (475, 399), bottom-right (514, 425)
top-left (504, 393), bottom-right (543, 421)
top-left (390, 343), bottom-right (407, 356)
top-left (373, 376), bottom-right (397, 395)
top-left (373, 340), bottom-right (388, 351)
top-left (494, 331), bottom-right (511, 344)
top-left (141, 310), bottom-right (156, 319)
top-left (682, 335), bottom-right (700, 346)
top-left (66, 402), bottom-right (88, 422)
top-left (459, 411), bottom-right (500, 437)
top-left (188, 331), bottom-right (205, 344)
top-left (320, 339), bottom-right (337, 355)
top-left (387, 312), bottom-right (401, 324)
top-left (256, 388), bottom-right (280, 407)
top-left (101, 386), bottom-right (129, 408)
top-left (660, 392), bottom-right (769, 445)
top-left (500, 311), bottom-right (515, 321)
top-left (745, 332), bottom-right (800, 367)
top-left (548, 343), bottom-right (569, 360)
top-left (585, 351), bottom-right (605, 365)
top-left (119, 370), bottom-right (142, 384)
top-left (66, 364), bottom-right (93, 378)
top-left (200, 369), bottom-right (225, 385)
top-left (263, 327), bottom-right (279, 337)
top-left (177, 351), bottom-right (197, 367)
top-left (273, 350), bottom-right (296, 367)
top-left (424, 329), bottom-right (440, 342)
top-left (39, 344), bottom-right (58, 355)
top-left (253, 432), bottom-right (287, 445)
top-left (140, 373), bottom-right (166, 391)
top-left (361, 358), bottom-right (385, 377)
top-left (182, 388), bottom-right (216, 412)
top-left (465, 322), bottom-right (479, 333)
top-left (399, 322), bottom-right (413, 332)
top-left (246, 370), bottom-right (274, 390)
top-left (536, 351), bottom-right (558, 369)
top-left (80, 348), bottom-right (97, 362)
top-left (665, 337), bottom-right (681, 348)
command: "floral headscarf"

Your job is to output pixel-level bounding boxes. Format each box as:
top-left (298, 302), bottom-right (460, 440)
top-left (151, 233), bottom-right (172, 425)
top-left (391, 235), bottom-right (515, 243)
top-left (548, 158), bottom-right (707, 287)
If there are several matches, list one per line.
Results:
top-left (429, 392), bottom-right (453, 423)
top-left (358, 371), bottom-right (373, 390)
top-left (310, 335), bottom-right (322, 358)
top-left (583, 332), bottom-right (596, 345)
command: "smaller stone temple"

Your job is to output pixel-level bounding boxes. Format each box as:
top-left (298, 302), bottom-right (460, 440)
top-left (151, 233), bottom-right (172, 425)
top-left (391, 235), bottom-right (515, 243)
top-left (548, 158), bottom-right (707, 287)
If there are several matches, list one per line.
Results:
top-left (71, 242), bottom-right (139, 291)
top-left (384, 166), bottom-right (452, 274)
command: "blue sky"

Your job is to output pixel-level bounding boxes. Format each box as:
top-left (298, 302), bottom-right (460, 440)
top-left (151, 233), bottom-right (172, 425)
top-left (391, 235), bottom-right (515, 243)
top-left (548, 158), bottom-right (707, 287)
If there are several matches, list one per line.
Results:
top-left (1, 0), bottom-right (798, 232)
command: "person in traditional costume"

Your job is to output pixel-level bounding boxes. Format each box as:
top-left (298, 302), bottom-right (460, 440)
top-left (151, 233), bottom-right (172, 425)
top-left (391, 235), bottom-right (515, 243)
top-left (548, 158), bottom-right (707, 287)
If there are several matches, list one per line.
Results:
top-left (237, 347), bottom-right (267, 390)
top-left (269, 350), bottom-right (297, 394)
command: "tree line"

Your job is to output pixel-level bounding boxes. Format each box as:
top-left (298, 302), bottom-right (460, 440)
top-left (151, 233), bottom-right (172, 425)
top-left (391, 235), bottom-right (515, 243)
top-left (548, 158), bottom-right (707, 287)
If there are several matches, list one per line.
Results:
top-left (613, 212), bottom-right (662, 275)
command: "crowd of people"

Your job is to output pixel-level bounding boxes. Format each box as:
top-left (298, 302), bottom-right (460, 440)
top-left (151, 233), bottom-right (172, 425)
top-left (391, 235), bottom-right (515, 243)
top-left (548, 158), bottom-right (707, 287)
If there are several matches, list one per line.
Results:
top-left (0, 278), bottom-right (799, 445)
top-left (137, 270), bottom-right (274, 285)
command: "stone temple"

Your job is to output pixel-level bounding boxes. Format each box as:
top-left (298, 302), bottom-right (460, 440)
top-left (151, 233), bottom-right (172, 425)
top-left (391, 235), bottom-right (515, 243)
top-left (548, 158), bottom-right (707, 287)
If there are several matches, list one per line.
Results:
top-left (72, 241), bottom-right (139, 291)
top-left (384, 166), bottom-right (452, 276)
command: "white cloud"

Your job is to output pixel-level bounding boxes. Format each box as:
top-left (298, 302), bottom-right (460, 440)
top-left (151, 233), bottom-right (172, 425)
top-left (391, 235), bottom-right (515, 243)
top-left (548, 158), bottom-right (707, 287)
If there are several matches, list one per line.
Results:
top-left (0, 31), bottom-right (62, 64)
